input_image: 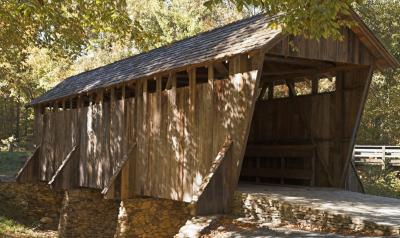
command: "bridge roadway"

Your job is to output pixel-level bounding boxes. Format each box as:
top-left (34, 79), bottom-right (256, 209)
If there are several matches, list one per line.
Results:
top-left (235, 184), bottom-right (400, 236)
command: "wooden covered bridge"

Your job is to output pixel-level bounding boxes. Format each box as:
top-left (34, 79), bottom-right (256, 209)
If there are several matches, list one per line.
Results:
top-left (17, 12), bottom-right (399, 215)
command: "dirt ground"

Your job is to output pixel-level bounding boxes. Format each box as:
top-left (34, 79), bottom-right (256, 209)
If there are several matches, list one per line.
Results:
top-left (201, 217), bottom-right (374, 238)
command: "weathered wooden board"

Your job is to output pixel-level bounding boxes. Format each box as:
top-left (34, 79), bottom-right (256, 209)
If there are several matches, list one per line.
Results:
top-left (269, 28), bottom-right (374, 65)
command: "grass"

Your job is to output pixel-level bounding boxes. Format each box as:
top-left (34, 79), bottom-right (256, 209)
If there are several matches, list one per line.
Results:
top-left (0, 216), bottom-right (57, 238)
top-left (0, 152), bottom-right (29, 177)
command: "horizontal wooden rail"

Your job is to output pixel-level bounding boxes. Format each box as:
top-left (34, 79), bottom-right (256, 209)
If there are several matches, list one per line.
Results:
top-left (245, 144), bottom-right (315, 158)
top-left (241, 168), bottom-right (312, 180)
top-left (102, 143), bottom-right (137, 197)
top-left (48, 146), bottom-right (79, 190)
top-left (16, 146), bottom-right (41, 183)
top-left (192, 137), bottom-right (233, 215)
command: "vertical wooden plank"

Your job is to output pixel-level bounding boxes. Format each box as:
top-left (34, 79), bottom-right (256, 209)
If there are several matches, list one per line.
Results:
top-left (33, 106), bottom-right (43, 147)
top-left (108, 88), bottom-right (117, 196)
top-left (339, 66), bottom-right (373, 186)
top-left (182, 84), bottom-right (191, 202)
top-left (333, 73), bottom-right (344, 185)
top-left (189, 68), bottom-right (200, 200)
top-left (128, 86), bottom-right (137, 198)
top-left (160, 88), bottom-right (169, 198)
top-left (87, 95), bottom-right (94, 187)
top-left (154, 77), bottom-right (162, 197)
top-left (178, 87), bottom-right (185, 201)
top-left (121, 85), bottom-right (130, 199)
top-left (135, 79), bottom-right (148, 196)
top-left (168, 73), bottom-right (180, 200)
top-left (203, 64), bottom-right (214, 177)
top-left (94, 91), bottom-right (104, 188)
top-left (147, 84), bottom-right (155, 196)
top-left (78, 97), bottom-right (88, 187)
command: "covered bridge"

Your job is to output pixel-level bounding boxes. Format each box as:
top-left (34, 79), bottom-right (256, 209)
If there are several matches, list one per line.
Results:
top-left (17, 12), bottom-right (399, 215)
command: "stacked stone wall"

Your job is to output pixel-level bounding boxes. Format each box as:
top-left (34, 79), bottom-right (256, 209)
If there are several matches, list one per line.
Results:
top-left (115, 198), bottom-right (191, 238)
top-left (232, 191), bottom-right (399, 236)
top-left (58, 189), bottom-right (119, 238)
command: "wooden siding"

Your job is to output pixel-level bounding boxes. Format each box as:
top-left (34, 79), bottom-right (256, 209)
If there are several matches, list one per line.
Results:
top-left (269, 28), bottom-right (374, 65)
top-left (30, 52), bottom-right (264, 204)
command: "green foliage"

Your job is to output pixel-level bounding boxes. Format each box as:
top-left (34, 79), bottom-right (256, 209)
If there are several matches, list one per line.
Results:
top-left (0, 216), bottom-right (55, 237)
top-left (356, 0), bottom-right (400, 145)
top-left (358, 165), bottom-right (400, 199)
top-left (0, 0), bottom-right (130, 60)
top-left (0, 0), bottom-right (243, 147)
top-left (128, 0), bottom-right (244, 52)
top-left (205, 0), bottom-right (361, 40)
top-left (0, 152), bottom-right (29, 177)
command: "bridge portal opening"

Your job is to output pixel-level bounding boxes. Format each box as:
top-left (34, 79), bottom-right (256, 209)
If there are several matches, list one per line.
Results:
top-left (239, 55), bottom-right (339, 187)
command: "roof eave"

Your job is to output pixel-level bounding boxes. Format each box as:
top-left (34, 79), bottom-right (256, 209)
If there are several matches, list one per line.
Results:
top-left (350, 10), bottom-right (400, 70)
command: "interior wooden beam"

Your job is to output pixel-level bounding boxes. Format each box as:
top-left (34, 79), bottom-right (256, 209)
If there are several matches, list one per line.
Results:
top-left (214, 61), bottom-right (229, 76)
top-left (240, 168), bottom-right (312, 180)
top-left (265, 54), bottom-right (336, 68)
top-left (263, 64), bottom-right (368, 78)
top-left (245, 144), bottom-right (316, 158)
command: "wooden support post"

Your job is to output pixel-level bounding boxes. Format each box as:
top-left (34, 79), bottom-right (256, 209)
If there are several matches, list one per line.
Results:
top-left (287, 78), bottom-right (334, 186)
top-left (312, 76), bottom-right (318, 95)
top-left (287, 81), bottom-right (295, 97)
top-left (166, 73), bottom-right (173, 90)
top-left (268, 84), bottom-right (274, 99)
top-left (340, 66), bottom-right (374, 186)
top-left (121, 84), bottom-right (131, 199)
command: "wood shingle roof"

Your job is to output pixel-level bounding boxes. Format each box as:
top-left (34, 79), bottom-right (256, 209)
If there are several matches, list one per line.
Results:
top-left (31, 14), bottom-right (281, 105)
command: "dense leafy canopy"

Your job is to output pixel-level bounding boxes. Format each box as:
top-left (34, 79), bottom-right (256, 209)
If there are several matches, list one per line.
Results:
top-left (205, 0), bottom-right (361, 39)
top-left (356, 0), bottom-right (400, 144)
top-left (0, 0), bottom-right (399, 148)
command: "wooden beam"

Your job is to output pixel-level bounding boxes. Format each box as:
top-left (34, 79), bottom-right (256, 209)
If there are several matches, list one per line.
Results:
top-left (192, 137), bottom-right (233, 215)
top-left (165, 73), bottom-right (173, 90)
top-left (16, 146), bottom-right (41, 183)
top-left (240, 168), bottom-right (312, 180)
top-left (312, 76), bottom-right (318, 94)
top-left (48, 146), bottom-right (79, 189)
top-left (286, 81), bottom-right (335, 186)
top-left (214, 62), bottom-right (228, 76)
top-left (265, 55), bottom-right (335, 67)
top-left (102, 143), bottom-right (137, 198)
top-left (245, 144), bottom-right (316, 158)
top-left (262, 64), bottom-right (367, 78)
top-left (339, 66), bottom-right (374, 186)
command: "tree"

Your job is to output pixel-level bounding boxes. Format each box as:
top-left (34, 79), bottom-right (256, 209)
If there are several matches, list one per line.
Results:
top-left (356, 0), bottom-right (400, 145)
top-left (205, 0), bottom-right (361, 40)
top-left (127, 0), bottom-right (244, 52)
top-left (0, 0), bottom-right (243, 148)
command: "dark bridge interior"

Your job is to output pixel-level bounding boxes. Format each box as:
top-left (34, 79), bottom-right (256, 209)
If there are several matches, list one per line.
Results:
top-left (239, 55), bottom-right (340, 186)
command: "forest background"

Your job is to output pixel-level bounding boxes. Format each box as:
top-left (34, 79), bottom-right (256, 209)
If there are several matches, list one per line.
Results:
top-left (0, 0), bottom-right (399, 151)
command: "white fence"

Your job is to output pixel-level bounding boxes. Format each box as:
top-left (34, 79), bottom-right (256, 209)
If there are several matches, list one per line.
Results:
top-left (353, 145), bottom-right (400, 166)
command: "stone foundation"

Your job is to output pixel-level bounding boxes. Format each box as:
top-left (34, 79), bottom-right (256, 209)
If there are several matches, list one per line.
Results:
top-left (0, 182), bottom-right (62, 229)
top-left (115, 198), bottom-right (191, 238)
top-left (232, 191), bottom-right (399, 236)
top-left (58, 189), bottom-right (119, 238)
